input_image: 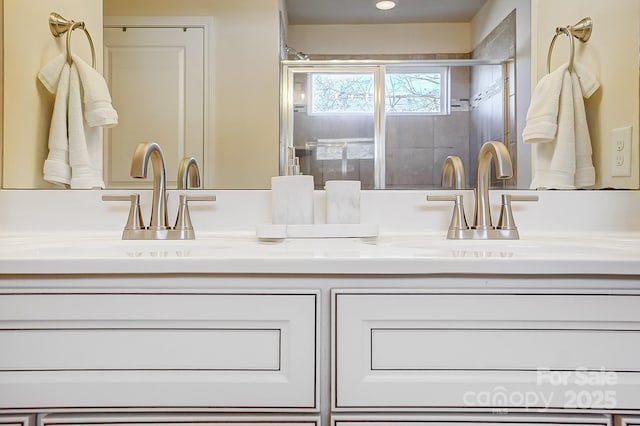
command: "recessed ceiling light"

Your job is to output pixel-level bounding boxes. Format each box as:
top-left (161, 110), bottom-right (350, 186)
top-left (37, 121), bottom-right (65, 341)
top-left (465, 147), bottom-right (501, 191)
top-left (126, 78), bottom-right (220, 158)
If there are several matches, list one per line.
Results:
top-left (375, 0), bottom-right (397, 11)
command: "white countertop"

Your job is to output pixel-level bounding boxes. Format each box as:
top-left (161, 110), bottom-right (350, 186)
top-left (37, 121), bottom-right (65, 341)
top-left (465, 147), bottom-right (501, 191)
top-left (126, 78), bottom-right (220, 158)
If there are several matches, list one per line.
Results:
top-left (1, 231), bottom-right (639, 276)
top-left (1, 189), bottom-right (640, 277)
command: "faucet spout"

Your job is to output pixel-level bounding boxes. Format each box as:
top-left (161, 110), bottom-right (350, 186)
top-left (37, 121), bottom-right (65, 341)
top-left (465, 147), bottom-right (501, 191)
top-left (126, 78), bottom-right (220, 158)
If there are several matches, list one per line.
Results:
top-left (441, 155), bottom-right (465, 189)
top-left (474, 141), bottom-right (513, 230)
top-left (130, 141), bottom-right (168, 230)
top-left (177, 157), bottom-right (201, 189)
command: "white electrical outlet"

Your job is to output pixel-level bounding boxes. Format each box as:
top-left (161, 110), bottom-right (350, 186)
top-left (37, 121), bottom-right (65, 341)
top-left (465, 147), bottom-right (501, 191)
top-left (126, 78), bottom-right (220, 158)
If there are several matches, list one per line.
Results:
top-left (611, 126), bottom-right (632, 177)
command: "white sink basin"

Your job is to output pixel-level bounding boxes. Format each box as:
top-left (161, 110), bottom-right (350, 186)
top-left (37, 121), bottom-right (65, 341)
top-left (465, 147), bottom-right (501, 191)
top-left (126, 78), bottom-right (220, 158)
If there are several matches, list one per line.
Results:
top-left (0, 234), bottom-right (257, 259)
top-left (375, 235), bottom-right (636, 259)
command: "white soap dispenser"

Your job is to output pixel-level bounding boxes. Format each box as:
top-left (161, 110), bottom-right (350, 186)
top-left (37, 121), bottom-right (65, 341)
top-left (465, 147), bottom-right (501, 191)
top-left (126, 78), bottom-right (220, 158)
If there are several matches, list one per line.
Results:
top-left (271, 147), bottom-right (315, 225)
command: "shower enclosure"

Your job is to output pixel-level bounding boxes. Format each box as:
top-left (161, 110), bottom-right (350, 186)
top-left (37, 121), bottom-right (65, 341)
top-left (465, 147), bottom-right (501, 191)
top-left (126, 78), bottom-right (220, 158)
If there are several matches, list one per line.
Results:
top-left (280, 60), bottom-right (513, 189)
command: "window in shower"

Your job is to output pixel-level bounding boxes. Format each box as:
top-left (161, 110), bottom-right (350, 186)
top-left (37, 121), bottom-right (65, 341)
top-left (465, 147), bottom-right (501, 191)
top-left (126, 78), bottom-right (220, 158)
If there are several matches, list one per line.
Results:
top-left (385, 67), bottom-right (448, 114)
top-left (309, 73), bottom-right (374, 114)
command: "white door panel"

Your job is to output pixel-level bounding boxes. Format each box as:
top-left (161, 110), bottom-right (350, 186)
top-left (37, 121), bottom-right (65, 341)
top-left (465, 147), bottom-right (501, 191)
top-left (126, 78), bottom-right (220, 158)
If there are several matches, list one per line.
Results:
top-left (104, 26), bottom-right (205, 188)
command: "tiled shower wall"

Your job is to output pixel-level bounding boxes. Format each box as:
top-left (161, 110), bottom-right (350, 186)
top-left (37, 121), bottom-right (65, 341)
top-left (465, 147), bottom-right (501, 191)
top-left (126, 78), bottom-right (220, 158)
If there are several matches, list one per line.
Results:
top-left (385, 64), bottom-right (471, 189)
top-left (471, 10), bottom-right (516, 187)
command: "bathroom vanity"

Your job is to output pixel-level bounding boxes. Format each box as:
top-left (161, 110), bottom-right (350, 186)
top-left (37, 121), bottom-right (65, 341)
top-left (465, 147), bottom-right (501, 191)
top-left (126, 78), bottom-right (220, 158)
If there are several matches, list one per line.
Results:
top-left (1, 189), bottom-right (640, 426)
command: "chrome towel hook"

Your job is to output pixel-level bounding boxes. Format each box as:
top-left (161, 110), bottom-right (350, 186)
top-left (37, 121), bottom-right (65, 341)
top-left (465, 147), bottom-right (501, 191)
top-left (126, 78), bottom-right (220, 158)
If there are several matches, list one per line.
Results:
top-left (546, 17), bottom-right (593, 74)
top-left (48, 12), bottom-right (96, 68)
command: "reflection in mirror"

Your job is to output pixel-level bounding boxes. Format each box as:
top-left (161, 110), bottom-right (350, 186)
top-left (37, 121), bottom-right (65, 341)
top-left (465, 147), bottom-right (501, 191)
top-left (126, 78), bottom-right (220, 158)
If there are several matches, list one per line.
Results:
top-left (2, 0), bottom-right (532, 190)
top-left (282, 9), bottom-right (517, 189)
top-left (282, 60), bottom-right (510, 189)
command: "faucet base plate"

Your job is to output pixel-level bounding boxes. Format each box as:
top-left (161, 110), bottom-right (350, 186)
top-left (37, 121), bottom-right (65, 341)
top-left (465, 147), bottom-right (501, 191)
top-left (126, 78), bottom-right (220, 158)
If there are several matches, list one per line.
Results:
top-left (122, 228), bottom-right (195, 240)
top-left (447, 228), bottom-right (520, 240)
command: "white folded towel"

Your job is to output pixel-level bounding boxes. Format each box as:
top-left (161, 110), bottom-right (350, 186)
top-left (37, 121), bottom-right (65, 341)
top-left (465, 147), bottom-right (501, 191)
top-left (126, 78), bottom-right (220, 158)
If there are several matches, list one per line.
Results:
top-left (42, 63), bottom-right (72, 186)
top-left (68, 63), bottom-right (105, 189)
top-left (72, 54), bottom-right (118, 128)
top-left (522, 63), bottom-right (568, 144)
top-left (572, 70), bottom-right (596, 187)
top-left (37, 53), bottom-right (66, 94)
top-left (529, 68), bottom-right (576, 189)
top-left (38, 53), bottom-right (117, 188)
top-left (573, 61), bottom-right (600, 98)
top-left (525, 61), bottom-right (599, 189)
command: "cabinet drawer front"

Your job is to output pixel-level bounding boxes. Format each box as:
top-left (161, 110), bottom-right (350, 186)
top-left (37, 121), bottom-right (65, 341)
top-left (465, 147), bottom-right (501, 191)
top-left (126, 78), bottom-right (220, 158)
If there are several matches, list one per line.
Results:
top-left (333, 292), bottom-right (640, 409)
top-left (0, 293), bottom-right (318, 410)
top-left (40, 414), bottom-right (320, 426)
top-left (332, 414), bottom-right (611, 426)
top-left (0, 415), bottom-right (33, 426)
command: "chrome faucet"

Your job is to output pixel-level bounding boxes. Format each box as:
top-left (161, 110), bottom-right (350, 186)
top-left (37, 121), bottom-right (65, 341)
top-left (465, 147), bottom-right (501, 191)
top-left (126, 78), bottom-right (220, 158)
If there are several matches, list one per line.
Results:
top-left (428, 141), bottom-right (537, 240)
top-left (473, 141), bottom-right (512, 230)
top-left (130, 141), bottom-right (168, 230)
top-left (102, 143), bottom-right (215, 240)
top-left (177, 156), bottom-right (200, 189)
top-left (441, 155), bottom-right (465, 189)
top-left (173, 157), bottom-right (215, 239)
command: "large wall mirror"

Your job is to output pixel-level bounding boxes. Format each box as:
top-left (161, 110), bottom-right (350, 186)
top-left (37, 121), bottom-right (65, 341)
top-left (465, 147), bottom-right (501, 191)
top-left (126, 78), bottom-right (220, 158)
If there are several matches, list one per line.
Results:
top-left (2, 0), bottom-right (639, 190)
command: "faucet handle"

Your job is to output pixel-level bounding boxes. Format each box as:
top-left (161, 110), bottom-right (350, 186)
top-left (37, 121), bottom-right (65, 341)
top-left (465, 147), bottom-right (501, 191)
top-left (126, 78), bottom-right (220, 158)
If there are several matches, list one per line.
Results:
top-left (185, 195), bottom-right (216, 203)
top-left (174, 194), bottom-right (216, 235)
top-left (102, 193), bottom-right (145, 231)
top-left (427, 194), bottom-right (469, 233)
top-left (497, 193), bottom-right (539, 231)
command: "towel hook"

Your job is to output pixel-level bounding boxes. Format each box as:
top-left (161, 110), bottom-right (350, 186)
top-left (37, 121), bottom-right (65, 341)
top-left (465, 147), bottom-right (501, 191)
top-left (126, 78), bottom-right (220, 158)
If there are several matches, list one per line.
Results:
top-left (48, 12), bottom-right (96, 68)
top-left (546, 17), bottom-right (593, 74)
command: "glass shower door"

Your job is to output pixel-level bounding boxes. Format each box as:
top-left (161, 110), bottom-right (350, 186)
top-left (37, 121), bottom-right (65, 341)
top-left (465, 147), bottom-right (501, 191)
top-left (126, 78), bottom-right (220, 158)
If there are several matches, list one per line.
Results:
top-left (283, 67), bottom-right (380, 189)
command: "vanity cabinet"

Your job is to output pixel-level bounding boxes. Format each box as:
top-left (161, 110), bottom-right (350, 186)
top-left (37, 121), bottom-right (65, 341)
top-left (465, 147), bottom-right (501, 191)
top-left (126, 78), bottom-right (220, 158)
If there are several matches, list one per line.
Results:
top-left (0, 291), bottom-right (319, 410)
top-left (332, 290), bottom-right (640, 411)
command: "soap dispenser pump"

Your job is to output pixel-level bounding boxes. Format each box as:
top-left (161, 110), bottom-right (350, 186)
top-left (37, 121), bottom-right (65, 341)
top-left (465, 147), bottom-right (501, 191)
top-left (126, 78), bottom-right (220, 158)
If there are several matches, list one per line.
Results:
top-left (286, 147), bottom-right (301, 176)
top-left (271, 146), bottom-right (315, 225)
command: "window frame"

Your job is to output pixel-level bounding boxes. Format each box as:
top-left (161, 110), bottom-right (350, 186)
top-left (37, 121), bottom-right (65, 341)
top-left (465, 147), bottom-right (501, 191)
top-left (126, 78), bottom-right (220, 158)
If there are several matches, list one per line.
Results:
top-left (306, 65), bottom-right (450, 117)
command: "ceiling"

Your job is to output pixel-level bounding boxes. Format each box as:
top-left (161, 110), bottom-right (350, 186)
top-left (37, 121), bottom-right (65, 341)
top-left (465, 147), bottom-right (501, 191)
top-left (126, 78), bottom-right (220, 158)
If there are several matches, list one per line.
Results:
top-left (285, 0), bottom-right (489, 25)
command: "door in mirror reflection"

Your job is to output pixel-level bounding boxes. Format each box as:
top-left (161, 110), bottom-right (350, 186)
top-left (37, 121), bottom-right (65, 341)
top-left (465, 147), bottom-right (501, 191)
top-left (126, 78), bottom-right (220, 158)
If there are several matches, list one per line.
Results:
top-left (103, 26), bottom-right (205, 188)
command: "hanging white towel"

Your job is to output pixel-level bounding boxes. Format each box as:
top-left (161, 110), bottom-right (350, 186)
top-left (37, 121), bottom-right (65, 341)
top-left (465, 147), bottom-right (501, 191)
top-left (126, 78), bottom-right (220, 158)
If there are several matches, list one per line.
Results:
top-left (524, 61), bottom-right (599, 189)
top-left (38, 53), bottom-right (117, 188)
top-left (42, 63), bottom-right (72, 186)
top-left (68, 63), bottom-right (105, 189)
top-left (529, 68), bottom-right (576, 189)
top-left (522, 63), bottom-right (568, 144)
top-left (72, 54), bottom-right (118, 128)
top-left (37, 53), bottom-right (66, 94)
top-left (572, 71), bottom-right (596, 187)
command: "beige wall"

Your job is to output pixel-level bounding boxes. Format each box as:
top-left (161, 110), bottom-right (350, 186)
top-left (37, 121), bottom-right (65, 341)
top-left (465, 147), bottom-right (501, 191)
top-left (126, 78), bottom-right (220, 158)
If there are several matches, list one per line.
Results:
top-left (3, 0), bottom-right (103, 188)
top-left (532, 0), bottom-right (640, 189)
top-left (287, 23), bottom-right (471, 55)
top-left (104, 0), bottom-right (281, 189)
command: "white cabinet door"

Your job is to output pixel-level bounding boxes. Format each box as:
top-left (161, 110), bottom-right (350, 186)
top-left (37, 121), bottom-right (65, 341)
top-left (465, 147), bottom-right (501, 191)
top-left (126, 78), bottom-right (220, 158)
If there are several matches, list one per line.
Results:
top-left (0, 292), bottom-right (318, 410)
top-left (0, 415), bottom-right (33, 426)
top-left (103, 26), bottom-right (205, 188)
top-left (39, 414), bottom-right (320, 426)
top-left (615, 416), bottom-right (640, 426)
top-left (333, 291), bottom-right (640, 410)
top-left (332, 414), bottom-right (611, 426)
